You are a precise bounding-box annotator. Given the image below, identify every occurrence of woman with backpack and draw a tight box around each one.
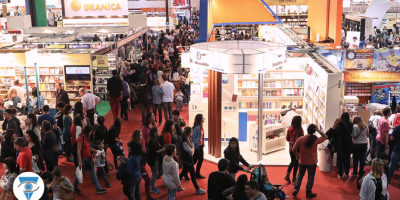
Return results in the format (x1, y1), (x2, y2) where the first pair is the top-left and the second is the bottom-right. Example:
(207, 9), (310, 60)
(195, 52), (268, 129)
(351, 116), (369, 176)
(336, 112), (353, 179)
(284, 116), (304, 183)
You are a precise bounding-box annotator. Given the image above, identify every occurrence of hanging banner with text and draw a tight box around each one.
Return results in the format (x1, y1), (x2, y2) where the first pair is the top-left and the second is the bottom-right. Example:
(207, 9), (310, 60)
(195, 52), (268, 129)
(344, 71), (400, 83)
(345, 50), (374, 70)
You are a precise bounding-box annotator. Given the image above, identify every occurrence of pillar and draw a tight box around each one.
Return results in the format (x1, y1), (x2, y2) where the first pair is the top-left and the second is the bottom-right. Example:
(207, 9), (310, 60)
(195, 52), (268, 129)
(208, 70), (222, 158)
(34, 0), (47, 27)
(199, 0), (208, 42)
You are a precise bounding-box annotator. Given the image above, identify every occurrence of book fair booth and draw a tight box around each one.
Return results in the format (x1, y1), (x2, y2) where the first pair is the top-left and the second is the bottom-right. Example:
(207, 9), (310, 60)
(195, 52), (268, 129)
(186, 35), (342, 165)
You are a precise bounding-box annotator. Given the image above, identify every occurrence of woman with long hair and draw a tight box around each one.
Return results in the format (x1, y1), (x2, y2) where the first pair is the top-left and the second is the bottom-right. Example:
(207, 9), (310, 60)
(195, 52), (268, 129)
(0, 130), (17, 162)
(73, 125), (107, 194)
(142, 112), (157, 153)
(179, 127), (206, 194)
(127, 141), (142, 200)
(25, 130), (44, 173)
(336, 112), (353, 179)
(63, 104), (73, 162)
(71, 116), (83, 145)
(284, 116), (304, 183)
(360, 158), (389, 199)
(107, 125), (123, 169)
(352, 116), (369, 176)
(224, 137), (251, 180)
(326, 118), (340, 158)
(0, 157), (20, 197)
(49, 167), (74, 199)
(147, 127), (165, 194)
(191, 114), (205, 178)
(26, 113), (41, 141)
(74, 102), (89, 127)
(161, 120), (178, 146)
(128, 130), (157, 200)
(222, 174), (249, 200)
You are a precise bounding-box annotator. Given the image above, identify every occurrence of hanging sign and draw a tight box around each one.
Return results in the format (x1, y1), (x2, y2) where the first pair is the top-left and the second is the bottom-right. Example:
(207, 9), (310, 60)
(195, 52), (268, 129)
(344, 71), (400, 83)
(45, 44), (67, 49)
(344, 50), (374, 70)
(63, 0), (128, 18)
(68, 44), (91, 49)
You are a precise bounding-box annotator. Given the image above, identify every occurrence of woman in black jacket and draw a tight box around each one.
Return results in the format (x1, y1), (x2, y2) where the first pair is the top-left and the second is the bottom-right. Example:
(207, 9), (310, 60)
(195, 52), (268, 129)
(0, 129), (17, 162)
(224, 137), (251, 180)
(147, 127), (165, 194)
(336, 112), (353, 179)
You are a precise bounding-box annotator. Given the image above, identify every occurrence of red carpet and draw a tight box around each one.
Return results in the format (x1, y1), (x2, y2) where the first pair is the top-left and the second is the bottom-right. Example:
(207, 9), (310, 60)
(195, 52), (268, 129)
(3, 104), (400, 200)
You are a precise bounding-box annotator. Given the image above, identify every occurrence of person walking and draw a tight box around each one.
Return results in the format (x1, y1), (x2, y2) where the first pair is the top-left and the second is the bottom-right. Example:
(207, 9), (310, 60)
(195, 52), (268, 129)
(366, 110), (382, 161)
(162, 74), (175, 122)
(336, 112), (353, 179)
(292, 124), (327, 198)
(63, 104), (73, 162)
(360, 158), (389, 200)
(163, 144), (182, 200)
(120, 74), (130, 121)
(138, 76), (153, 123)
(126, 141), (142, 200)
(377, 108), (391, 156)
(351, 116), (369, 176)
(152, 79), (164, 126)
(55, 82), (70, 105)
(191, 114), (205, 179)
(148, 127), (165, 194)
(42, 121), (58, 172)
(79, 88), (101, 126)
(107, 70), (123, 119)
(207, 158), (236, 200)
(284, 116), (304, 183)
(224, 137), (251, 180)
(73, 125), (107, 194)
(178, 127), (206, 194)
(14, 137), (33, 172)
(387, 117), (400, 183)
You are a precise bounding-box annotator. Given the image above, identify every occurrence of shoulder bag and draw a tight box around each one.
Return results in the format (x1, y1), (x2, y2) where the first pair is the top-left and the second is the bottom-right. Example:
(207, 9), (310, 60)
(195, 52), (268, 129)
(289, 129), (300, 150)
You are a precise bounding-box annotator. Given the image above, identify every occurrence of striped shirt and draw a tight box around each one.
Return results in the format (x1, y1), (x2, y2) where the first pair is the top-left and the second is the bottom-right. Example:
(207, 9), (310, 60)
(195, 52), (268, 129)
(81, 92), (100, 110)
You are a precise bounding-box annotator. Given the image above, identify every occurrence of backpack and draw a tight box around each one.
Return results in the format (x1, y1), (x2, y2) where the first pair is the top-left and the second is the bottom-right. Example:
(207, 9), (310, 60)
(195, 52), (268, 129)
(72, 135), (84, 158)
(368, 118), (377, 133)
(393, 114), (400, 127)
(116, 159), (131, 197)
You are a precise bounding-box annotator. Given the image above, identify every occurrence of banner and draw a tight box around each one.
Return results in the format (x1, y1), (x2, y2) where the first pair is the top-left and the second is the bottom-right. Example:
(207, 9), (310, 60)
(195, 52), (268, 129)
(372, 83), (400, 105)
(345, 50), (374, 70)
(68, 44), (90, 49)
(373, 49), (400, 71)
(344, 71), (400, 83)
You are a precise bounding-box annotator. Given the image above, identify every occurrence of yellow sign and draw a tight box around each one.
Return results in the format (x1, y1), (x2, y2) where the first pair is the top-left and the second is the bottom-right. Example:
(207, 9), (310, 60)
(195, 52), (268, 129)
(344, 71), (400, 83)
(71, 0), (81, 11)
(45, 44), (66, 49)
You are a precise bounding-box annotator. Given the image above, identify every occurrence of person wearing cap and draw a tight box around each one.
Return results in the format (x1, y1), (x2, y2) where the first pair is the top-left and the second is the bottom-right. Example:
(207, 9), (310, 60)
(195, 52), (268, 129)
(207, 158), (235, 200)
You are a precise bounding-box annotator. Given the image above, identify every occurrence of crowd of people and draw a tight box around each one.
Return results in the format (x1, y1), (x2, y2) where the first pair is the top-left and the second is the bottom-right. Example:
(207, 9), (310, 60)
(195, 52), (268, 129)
(342, 24), (400, 49)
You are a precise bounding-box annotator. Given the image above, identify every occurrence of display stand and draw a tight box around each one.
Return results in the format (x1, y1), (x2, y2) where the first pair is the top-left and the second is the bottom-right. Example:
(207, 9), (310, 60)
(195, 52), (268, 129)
(249, 123), (287, 154)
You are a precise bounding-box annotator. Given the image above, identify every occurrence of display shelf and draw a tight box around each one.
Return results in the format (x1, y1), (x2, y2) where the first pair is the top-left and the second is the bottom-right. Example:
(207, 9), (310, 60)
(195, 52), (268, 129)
(249, 124), (287, 154)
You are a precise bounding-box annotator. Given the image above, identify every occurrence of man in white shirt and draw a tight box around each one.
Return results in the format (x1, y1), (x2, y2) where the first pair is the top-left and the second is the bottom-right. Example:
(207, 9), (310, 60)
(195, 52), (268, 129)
(282, 107), (301, 127)
(162, 74), (175, 122)
(350, 36), (359, 49)
(8, 80), (26, 105)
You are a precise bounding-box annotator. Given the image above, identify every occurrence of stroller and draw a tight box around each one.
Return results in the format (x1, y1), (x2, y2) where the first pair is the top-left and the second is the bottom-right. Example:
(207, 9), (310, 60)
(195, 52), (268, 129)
(250, 164), (284, 200)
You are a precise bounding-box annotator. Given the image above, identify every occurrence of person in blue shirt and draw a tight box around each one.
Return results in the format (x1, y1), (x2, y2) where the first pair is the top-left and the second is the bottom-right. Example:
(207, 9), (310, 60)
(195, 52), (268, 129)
(38, 105), (58, 131)
(359, 36), (367, 49)
(31, 87), (45, 110)
(126, 141), (142, 200)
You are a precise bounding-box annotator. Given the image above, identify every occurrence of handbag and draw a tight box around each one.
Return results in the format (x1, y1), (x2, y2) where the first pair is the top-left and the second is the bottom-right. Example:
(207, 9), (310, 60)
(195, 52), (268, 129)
(59, 179), (75, 200)
(85, 157), (95, 169)
(0, 190), (16, 200)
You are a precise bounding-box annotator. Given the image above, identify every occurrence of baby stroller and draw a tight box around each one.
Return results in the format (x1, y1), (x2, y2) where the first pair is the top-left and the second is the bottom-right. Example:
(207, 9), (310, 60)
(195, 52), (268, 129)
(250, 164), (284, 200)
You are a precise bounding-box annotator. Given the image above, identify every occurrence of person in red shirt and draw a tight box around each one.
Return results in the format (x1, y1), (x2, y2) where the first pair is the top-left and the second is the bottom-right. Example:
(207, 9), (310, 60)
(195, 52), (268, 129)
(292, 124), (327, 198)
(14, 137), (33, 172)
(284, 116), (304, 184)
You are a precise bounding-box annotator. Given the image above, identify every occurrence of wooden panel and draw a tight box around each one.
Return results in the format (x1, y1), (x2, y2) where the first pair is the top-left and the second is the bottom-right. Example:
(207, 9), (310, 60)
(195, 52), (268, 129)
(208, 70), (222, 158)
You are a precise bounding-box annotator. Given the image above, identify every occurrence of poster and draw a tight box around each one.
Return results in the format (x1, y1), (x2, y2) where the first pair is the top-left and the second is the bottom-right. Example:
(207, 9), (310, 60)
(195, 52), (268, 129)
(373, 49), (400, 71)
(345, 50), (374, 70)
(372, 83), (400, 105)
(203, 86), (209, 98)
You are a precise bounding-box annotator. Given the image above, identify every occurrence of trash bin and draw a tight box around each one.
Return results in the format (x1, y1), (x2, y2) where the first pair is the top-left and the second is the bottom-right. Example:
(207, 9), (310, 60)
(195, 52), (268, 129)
(318, 140), (333, 172)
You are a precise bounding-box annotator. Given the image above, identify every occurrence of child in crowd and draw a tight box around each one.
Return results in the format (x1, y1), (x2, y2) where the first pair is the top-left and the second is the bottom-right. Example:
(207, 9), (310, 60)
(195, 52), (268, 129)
(262, 174), (289, 200)
(175, 89), (184, 111)
(95, 140), (111, 187)
(163, 144), (182, 200)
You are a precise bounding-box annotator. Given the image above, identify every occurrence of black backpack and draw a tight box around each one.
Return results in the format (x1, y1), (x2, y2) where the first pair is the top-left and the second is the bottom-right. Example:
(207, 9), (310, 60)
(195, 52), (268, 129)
(368, 119), (377, 135)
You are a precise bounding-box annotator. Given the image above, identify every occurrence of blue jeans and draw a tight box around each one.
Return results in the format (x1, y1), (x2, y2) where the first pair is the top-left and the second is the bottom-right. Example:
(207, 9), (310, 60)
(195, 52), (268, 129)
(294, 164), (317, 194)
(167, 188), (177, 200)
(352, 143), (368, 175)
(388, 151), (400, 182)
(73, 158), (102, 191)
(129, 179), (141, 200)
(337, 149), (351, 176)
(365, 132), (377, 160)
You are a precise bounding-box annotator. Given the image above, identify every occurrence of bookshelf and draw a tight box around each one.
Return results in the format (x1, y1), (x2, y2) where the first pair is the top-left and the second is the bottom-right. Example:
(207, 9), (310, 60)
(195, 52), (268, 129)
(93, 54), (116, 100)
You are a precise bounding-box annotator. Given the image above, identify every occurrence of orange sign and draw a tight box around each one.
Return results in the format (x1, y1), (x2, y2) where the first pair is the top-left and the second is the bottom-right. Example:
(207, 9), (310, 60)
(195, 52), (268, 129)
(344, 71), (400, 83)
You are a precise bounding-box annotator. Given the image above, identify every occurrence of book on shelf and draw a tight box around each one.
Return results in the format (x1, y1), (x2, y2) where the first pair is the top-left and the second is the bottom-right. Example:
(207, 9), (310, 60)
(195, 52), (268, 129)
(282, 89), (303, 96)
